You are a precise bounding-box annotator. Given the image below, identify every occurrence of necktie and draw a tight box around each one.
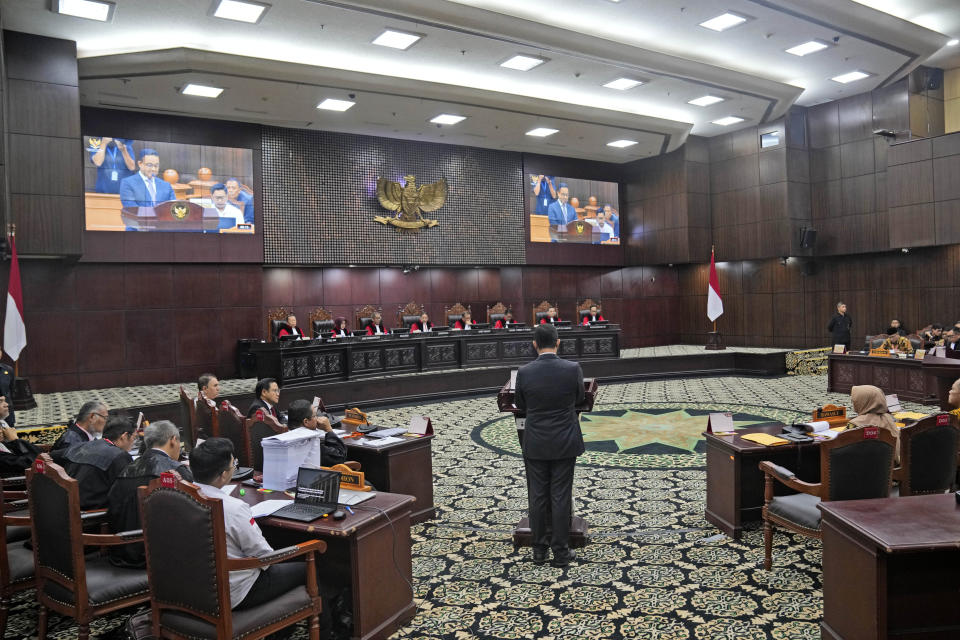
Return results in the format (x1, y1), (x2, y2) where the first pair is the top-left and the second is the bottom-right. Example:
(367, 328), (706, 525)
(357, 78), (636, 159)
(146, 178), (157, 203)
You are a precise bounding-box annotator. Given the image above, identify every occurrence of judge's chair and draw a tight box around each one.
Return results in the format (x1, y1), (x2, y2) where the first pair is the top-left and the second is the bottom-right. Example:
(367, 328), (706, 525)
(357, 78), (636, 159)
(892, 413), (960, 496)
(354, 305), (381, 333)
(139, 476), (325, 640)
(27, 454), (150, 640)
(487, 302), (508, 326)
(577, 298), (601, 323)
(267, 307), (292, 342)
(398, 301), (423, 329)
(445, 302), (470, 327)
(1, 476), (33, 638)
(759, 427), (896, 570)
(532, 300), (557, 325)
(310, 308), (334, 338)
(178, 386), (199, 454)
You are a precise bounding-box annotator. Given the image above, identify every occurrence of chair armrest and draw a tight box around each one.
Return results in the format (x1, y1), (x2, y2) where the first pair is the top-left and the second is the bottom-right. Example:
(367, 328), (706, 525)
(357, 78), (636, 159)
(2, 475), (26, 486)
(80, 509), (108, 521)
(82, 531), (144, 546)
(4, 514), (30, 526)
(759, 460), (821, 496)
(225, 539), (327, 571)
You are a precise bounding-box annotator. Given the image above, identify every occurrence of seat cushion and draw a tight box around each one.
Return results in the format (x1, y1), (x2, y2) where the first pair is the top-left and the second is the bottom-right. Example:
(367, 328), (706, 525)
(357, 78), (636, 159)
(767, 493), (822, 530)
(6, 524), (30, 544)
(6, 542), (34, 583)
(44, 556), (149, 606)
(160, 586), (314, 639)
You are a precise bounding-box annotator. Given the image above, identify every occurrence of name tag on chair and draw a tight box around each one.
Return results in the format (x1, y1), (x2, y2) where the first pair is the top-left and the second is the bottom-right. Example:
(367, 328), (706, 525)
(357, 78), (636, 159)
(863, 427), (878, 439)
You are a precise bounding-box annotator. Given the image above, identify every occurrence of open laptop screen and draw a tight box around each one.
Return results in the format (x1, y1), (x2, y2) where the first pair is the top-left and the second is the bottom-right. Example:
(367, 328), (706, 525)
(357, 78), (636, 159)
(293, 467), (340, 507)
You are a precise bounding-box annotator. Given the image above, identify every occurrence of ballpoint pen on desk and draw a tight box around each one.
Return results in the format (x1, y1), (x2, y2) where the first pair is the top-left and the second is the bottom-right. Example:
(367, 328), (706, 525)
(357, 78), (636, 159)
(345, 506), (354, 515)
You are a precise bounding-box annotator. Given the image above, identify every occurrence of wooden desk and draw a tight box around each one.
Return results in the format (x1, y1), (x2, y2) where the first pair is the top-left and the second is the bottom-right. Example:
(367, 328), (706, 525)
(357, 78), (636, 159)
(345, 435), (435, 524)
(827, 353), (937, 404)
(918, 355), (960, 410)
(705, 424), (820, 539)
(241, 490), (416, 640)
(820, 494), (960, 640)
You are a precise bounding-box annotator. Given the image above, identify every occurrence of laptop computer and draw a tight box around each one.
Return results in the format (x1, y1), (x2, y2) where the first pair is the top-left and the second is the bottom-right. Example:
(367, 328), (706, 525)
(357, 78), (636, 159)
(271, 467), (341, 522)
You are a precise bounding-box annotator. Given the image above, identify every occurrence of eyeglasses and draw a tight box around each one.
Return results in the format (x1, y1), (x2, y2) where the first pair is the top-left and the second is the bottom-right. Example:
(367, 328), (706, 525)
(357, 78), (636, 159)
(93, 413), (108, 420)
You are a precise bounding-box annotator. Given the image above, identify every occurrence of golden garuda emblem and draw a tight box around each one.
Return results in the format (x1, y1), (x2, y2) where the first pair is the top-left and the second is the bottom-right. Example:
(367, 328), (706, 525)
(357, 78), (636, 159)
(172, 203), (189, 219)
(87, 137), (102, 149)
(375, 175), (447, 230)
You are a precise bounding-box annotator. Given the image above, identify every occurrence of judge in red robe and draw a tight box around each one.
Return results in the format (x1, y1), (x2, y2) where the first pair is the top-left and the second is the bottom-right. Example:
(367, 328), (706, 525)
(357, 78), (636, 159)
(494, 311), (516, 329)
(277, 314), (306, 339)
(454, 310), (476, 330)
(330, 316), (348, 337)
(539, 307), (561, 324)
(365, 312), (390, 336)
(411, 312), (434, 333)
(581, 305), (605, 325)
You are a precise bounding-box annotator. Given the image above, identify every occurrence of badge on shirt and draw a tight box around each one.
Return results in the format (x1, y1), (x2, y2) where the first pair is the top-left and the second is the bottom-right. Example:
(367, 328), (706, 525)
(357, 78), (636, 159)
(111, 170), (118, 181)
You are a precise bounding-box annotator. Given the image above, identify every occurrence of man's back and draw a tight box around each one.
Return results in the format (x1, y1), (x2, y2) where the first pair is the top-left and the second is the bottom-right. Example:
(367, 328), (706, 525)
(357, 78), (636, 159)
(516, 354), (585, 460)
(64, 439), (132, 509)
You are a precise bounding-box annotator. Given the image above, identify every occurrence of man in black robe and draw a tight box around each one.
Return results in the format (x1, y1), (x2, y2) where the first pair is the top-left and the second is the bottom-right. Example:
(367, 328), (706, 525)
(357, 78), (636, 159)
(0, 395), (38, 477)
(63, 416), (136, 510)
(50, 400), (109, 462)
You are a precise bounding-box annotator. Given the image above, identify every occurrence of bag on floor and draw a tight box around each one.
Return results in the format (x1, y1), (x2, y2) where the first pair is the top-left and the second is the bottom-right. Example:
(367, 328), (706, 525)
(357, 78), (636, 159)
(124, 610), (155, 640)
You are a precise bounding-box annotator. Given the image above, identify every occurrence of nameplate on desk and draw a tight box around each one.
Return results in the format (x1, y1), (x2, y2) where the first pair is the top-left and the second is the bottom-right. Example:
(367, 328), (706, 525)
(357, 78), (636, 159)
(361, 336), (380, 341)
(706, 412), (733, 433)
(409, 415), (433, 435)
(478, 329), (491, 334)
(833, 344), (847, 354)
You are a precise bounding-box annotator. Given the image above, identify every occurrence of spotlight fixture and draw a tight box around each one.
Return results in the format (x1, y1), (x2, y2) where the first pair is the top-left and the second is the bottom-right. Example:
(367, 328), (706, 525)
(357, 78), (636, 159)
(372, 29), (422, 50)
(181, 83), (224, 98)
(54, 0), (115, 21)
(212, 0), (269, 24)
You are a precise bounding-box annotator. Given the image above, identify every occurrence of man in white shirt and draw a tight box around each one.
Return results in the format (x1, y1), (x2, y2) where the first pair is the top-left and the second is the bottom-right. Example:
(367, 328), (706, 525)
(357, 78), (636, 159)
(585, 210), (615, 242)
(190, 438), (333, 637)
(210, 183), (245, 229)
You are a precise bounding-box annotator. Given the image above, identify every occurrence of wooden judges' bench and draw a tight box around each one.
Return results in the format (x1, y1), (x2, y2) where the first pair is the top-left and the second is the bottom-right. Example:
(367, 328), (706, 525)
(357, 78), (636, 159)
(827, 352), (960, 409)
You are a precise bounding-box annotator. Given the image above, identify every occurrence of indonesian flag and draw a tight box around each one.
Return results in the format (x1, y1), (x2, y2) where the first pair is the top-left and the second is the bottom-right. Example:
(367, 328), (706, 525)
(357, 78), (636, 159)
(707, 248), (723, 322)
(4, 235), (26, 361)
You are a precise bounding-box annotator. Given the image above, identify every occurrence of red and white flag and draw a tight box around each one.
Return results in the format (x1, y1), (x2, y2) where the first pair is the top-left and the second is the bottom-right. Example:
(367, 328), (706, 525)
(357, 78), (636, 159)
(707, 248), (723, 322)
(4, 235), (26, 361)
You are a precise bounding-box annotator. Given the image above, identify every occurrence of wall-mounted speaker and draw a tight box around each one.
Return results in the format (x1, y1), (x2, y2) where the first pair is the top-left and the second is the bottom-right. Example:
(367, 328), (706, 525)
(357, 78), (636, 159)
(799, 227), (817, 249)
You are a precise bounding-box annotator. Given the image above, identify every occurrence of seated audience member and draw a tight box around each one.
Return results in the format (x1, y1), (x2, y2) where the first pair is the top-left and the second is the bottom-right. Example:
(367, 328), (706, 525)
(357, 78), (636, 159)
(411, 312), (434, 333)
(494, 311), (516, 329)
(604, 204), (620, 239)
(225, 177), (254, 224)
(881, 328), (913, 353)
(365, 311), (389, 336)
(888, 319), (908, 336)
(922, 324), (944, 348)
(197, 373), (220, 405)
(844, 384), (900, 463)
(107, 420), (193, 568)
(540, 307), (561, 324)
(50, 400), (109, 461)
(247, 378), (280, 419)
(287, 399), (346, 467)
(190, 437), (335, 630)
(330, 316), (349, 337)
(209, 182), (244, 228)
(584, 209), (615, 242)
(581, 305), (605, 325)
(278, 314), (306, 339)
(947, 328), (960, 351)
(0, 395), (40, 476)
(453, 310), (476, 330)
(63, 416), (136, 510)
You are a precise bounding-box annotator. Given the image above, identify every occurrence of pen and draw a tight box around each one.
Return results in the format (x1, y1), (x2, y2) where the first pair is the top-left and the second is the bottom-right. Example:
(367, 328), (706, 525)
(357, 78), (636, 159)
(345, 506), (354, 514)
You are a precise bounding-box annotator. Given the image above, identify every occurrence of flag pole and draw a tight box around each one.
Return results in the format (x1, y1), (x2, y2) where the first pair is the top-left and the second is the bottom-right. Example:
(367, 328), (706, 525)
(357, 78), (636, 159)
(8, 223), (15, 378)
(711, 244), (716, 333)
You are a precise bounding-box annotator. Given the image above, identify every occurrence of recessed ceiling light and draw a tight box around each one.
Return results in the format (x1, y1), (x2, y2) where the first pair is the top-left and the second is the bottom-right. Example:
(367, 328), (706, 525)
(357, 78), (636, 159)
(372, 29), (421, 50)
(607, 140), (638, 148)
(526, 127), (558, 137)
(688, 95), (724, 107)
(317, 98), (355, 111)
(948, 39), (959, 46)
(712, 116), (745, 126)
(501, 55), (547, 71)
(699, 12), (748, 32)
(603, 77), (643, 90)
(55, 0), (115, 21)
(212, 0), (268, 23)
(831, 70), (870, 84)
(181, 83), (224, 98)
(785, 40), (829, 56)
(430, 114), (466, 125)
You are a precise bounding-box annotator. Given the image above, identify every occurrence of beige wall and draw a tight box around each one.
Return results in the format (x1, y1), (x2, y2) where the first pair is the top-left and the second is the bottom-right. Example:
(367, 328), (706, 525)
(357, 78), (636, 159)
(946, 68), (960, 133)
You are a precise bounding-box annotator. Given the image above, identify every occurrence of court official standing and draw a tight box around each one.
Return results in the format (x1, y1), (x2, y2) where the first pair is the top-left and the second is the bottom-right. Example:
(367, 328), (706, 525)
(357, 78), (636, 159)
(828, 301), (853, 351)
(514, 323), (584, 567)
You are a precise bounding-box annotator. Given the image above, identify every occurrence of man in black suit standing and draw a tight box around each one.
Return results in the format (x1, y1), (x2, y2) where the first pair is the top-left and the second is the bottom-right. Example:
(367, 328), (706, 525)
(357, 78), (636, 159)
(515, 323), (585, 567)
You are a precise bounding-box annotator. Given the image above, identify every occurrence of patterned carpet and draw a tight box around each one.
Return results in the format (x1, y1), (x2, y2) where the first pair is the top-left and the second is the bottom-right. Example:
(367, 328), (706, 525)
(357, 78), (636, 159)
(5, 373), (931, 639)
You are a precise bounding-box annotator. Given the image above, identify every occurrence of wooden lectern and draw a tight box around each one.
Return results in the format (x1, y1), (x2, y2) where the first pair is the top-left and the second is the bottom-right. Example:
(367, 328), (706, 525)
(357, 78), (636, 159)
(121, 201), (221, 232)
(498, 376), (598, 549)
(548, 220), (605, 244)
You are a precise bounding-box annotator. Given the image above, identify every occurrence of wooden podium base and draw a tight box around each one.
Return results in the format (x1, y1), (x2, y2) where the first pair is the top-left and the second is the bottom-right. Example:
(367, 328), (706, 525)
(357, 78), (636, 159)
(705, 331), (726, 351)
(512, 516), (589, 548)
(11, 377), (36, 411)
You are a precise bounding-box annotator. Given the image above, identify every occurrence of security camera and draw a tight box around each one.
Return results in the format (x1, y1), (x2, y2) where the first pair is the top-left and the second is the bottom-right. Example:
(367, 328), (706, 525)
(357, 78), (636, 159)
(832, 36), (840, 43)
(348, 93), (356, 99)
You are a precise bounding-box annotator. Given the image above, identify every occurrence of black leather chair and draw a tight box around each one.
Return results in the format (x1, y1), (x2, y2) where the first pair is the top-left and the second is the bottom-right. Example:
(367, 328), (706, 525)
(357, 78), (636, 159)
(139, 477), (325, 640)
(534, 311), (550, 324)
(760, 427), (896, 570)
(27, 454), (150, 640)
(312, 319), (334, 337)
(893, 413), (960, 496)
(401, 315), (420, 329)
(579, 310), (592, 323)
(906, 334), (923, 352)
(1, 477), (32, 638)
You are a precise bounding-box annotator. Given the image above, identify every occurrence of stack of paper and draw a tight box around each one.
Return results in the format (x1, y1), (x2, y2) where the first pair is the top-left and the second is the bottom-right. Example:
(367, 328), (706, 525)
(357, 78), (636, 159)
(260, 429), (319, 490)
(360, 435), (403, 448)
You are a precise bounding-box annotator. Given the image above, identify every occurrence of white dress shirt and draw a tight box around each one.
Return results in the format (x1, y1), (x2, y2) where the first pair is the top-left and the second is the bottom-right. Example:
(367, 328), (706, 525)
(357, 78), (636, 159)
(196, 483), (274, 608)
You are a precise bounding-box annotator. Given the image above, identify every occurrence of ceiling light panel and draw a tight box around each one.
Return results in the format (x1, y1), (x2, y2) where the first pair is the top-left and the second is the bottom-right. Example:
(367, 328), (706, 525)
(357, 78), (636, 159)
(526, 127), (558, 137)
(831, 70), (870, 84)
(712, 116), (745, 126)
(688, 95), (724, 107)
(181, 83), (224, 98)
(56, 0), (114, 21)
(212, 0), (268, 24)
(948, 39), (959, 46)
(785, 40), (829, 57)
(430, 114), (466, 125)
(603, 77), (643, 90)
(607, 139), (638, 148)
(699, 12), (748, 32)
(500, 55), (547, 71)
(317, 98), (355, 111)
(372, 29), (422, 50)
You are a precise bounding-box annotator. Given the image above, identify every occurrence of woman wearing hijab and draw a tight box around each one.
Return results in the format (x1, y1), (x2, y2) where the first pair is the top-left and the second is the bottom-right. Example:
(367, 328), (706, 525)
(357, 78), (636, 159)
(845, 384), (900, 463)
(330, 317), (348, 338)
